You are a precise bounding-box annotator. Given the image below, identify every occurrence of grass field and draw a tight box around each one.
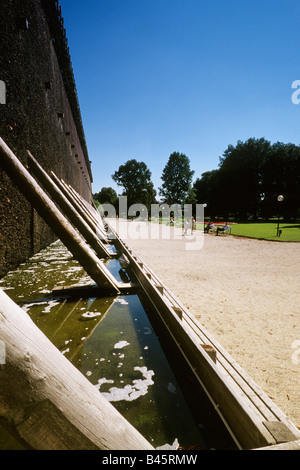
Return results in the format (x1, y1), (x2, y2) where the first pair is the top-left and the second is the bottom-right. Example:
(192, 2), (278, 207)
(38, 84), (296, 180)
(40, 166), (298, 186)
(149, 218), (300, 241)
(229, 222), (300, 242)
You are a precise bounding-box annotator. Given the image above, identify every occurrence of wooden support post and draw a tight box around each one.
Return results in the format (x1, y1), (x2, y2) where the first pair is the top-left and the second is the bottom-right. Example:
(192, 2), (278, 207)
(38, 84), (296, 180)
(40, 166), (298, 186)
(0, 137), (120, 293)
(51, 172), (107, 240)
(66, 182), (101, 224)
(0, 289), (154, 450)
(75, 188), (105, 227)
(27, 151), (112, 259)
(64, 181), (106, 236)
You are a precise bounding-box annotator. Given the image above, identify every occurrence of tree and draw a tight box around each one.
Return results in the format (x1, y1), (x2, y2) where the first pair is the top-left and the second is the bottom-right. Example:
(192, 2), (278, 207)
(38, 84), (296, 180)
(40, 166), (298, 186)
(194, 137), (300, 220)
(93, 187), (118, 207)
(194, 170), (221, 217)
(159, 152), (194, 205)
(259, 142), (300, 219)
(112, 159), (156, 209)
(217, 138), (272, 219)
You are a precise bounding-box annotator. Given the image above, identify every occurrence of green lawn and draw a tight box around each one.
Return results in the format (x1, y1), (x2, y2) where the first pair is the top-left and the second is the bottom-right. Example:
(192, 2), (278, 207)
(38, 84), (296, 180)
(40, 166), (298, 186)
(230, 222), (300, 242)
(149, 218), (300, 241)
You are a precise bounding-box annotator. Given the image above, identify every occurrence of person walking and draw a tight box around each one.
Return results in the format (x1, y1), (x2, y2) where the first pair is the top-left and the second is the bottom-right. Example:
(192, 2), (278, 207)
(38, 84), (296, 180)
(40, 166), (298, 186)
(184, 219), (189, 235)
(191, 216), (196, 234)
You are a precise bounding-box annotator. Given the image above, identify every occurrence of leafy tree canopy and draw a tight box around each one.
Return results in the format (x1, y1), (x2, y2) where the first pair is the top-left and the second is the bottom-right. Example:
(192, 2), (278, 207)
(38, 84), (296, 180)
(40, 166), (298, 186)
(195, 138), (300, 220)
(93, 187), (118, 206)
(159, 152), (194, 205)
(112, 159), (156, 209)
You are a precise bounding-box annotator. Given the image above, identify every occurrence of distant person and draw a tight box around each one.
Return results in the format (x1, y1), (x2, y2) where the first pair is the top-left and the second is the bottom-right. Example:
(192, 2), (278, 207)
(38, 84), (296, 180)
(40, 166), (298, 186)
(223, 223), (231, 233)
(205, 220), (213, 233)
(184, 219), (189, 235)
(191, 217), (196, 234)
(216, 222), (231, 235)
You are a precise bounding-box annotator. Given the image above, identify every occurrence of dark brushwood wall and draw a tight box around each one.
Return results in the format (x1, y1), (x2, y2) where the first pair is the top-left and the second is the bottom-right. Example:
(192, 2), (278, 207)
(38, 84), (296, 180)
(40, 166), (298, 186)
(0, 0), (93, 277)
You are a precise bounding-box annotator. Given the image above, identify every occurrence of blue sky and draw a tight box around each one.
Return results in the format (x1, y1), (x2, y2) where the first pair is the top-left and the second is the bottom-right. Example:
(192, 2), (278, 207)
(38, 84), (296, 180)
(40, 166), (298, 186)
(61, 0), (300, 197)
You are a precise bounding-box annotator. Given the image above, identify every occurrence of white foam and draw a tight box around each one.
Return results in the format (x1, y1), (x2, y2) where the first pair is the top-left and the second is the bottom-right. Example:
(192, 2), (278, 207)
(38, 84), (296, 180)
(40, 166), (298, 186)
(81, 311), (101, 319)
(42, 300), (60, 313)
(96, 366), (154, 402)
(113, 298), (129, 305)
(156, 438), (179, 450)
(114, 340), (130, 349)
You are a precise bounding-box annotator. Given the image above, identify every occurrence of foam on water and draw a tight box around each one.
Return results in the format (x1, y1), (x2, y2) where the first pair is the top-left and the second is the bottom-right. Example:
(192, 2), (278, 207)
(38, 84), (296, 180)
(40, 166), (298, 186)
(114, 340), (130, 349)
(95, 366), (155, 402)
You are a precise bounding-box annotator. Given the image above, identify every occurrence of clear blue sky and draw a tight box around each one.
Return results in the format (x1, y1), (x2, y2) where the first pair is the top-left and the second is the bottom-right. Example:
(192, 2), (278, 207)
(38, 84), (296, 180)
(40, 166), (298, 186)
(60, 0), (300, 197)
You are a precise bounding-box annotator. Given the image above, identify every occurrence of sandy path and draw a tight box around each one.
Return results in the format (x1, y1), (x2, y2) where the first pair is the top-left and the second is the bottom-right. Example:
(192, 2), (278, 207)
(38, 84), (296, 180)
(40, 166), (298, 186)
(110, 219), (300, 427)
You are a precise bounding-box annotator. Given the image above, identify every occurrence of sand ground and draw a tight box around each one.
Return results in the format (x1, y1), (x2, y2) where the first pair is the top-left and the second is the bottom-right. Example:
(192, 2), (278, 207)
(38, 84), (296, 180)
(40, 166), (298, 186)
(110, 219), (300, 428)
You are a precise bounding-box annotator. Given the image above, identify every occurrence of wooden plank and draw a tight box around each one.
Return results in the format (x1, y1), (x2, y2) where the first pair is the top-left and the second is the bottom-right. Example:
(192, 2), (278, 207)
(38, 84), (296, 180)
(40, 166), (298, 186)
(109, 223), (300, 449)
(263, 421), (300, 444)
(0, 289), (154, 450)
(52, 283), (137, 298)
(255, 439), (300, 450)
(51, 173), (107, 240)
(67, 183), (103, 228)
(67, 184), (111, 241)
(116, 231), (299, 434)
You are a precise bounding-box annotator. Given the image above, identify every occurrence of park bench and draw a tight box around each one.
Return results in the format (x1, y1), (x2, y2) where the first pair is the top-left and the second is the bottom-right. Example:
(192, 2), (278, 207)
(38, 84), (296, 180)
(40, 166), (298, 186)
(205, 224), (231, 235)
(216, 225), (231, 235)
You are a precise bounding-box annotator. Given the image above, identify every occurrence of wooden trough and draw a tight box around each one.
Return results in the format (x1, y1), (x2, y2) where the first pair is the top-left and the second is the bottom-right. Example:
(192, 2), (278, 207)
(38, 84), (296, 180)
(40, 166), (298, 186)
(0, 136), (299, 450)
(109, 226), (300, 450)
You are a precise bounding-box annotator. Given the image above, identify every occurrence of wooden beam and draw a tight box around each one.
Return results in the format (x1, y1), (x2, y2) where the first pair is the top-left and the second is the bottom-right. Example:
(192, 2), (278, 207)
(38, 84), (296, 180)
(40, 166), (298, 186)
(110, 225), (300, 449)
(27, 151), (112, 259)
(0, 289), (154, 450)
(51, 172), (107, 240)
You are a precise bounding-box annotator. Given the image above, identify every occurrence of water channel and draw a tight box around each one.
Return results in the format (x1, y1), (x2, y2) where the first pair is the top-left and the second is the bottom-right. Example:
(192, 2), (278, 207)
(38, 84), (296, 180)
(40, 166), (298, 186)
(0, 240), (237, 450)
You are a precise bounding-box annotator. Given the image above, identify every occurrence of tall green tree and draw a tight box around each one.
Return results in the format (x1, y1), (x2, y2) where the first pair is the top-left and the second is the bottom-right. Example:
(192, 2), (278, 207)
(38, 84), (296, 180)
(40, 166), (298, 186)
(217, 138), (272, 219)
(195, 137), (300, 220)
(260, 142), (300, 219)
(112, 159), (156, 209)
(194, 170), (221, 217)
(93, 187), (118, 206)
(159, 152), (194, 205)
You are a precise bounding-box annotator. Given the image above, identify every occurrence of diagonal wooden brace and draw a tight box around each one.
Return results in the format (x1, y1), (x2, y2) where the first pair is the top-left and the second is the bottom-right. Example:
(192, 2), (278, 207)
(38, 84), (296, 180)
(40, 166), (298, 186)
(26, 151), (112, 259)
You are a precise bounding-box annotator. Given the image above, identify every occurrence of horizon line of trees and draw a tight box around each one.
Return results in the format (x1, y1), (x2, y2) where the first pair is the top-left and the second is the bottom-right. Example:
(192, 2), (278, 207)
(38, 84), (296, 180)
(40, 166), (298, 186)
(93, 137), (300, 221)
